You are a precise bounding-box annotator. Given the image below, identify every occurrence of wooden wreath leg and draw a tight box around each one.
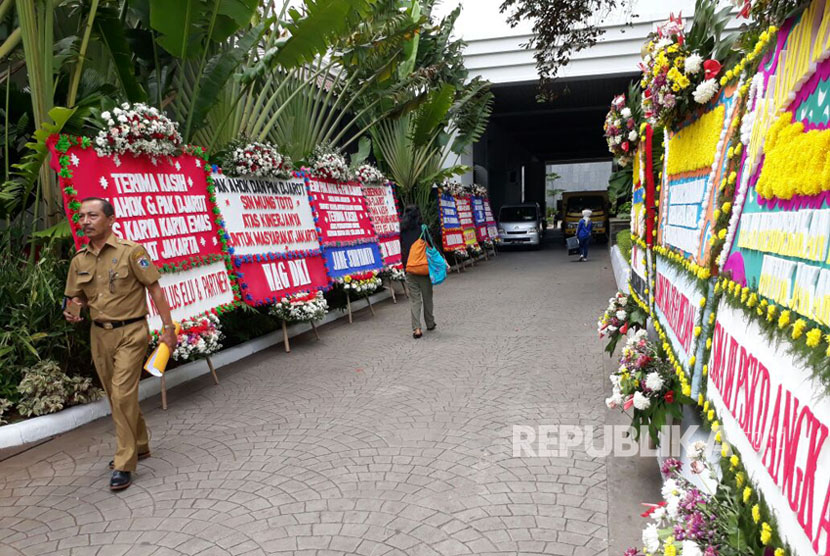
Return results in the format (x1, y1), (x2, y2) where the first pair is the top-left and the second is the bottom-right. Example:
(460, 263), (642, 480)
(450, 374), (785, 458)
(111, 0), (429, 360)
(483, 247), (488, 261)
(207, 356), (219, 385)
(390, 280), (397, 304)
(160, 375), (168, 411)
(282, 320), (291, 352)
(366, 294), (376, 316)
(346, 293), (353, 323)
(403, 281), (409, 298)
(311, 320), (320, 340)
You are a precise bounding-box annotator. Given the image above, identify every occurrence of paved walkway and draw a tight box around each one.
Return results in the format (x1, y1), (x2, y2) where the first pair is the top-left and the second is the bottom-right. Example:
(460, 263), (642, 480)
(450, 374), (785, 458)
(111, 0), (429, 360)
(0, 245), (633, 556)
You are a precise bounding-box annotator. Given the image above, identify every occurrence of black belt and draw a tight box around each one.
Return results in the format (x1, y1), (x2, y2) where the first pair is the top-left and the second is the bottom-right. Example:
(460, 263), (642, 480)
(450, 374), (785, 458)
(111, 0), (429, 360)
(93, 317), (145, 330)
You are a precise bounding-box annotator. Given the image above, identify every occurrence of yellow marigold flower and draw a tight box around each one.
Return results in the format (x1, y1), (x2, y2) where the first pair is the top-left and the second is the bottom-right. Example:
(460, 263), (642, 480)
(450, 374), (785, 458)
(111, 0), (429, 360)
(668, 44), (679, 54)
(703, 364), (708, 376)
(704, 400), (710, 412)
(728, 171), (737, 184)
(752, 504), (761, 523)
(761, 522), (772, 545)
(748, 294), (758, 308)
(712, 421), (720, 432)
(721, 443), (730, 457)
(706, 338), (712, 350)
(707, 409), (714, 421)
(735, 471), (745, 486)
(806, 328), (822, 348)
(778, 310), (791, 329)
(718, 228), (726, 239)
(730, 454), (740, 468)
(665, 544), (677, 556)
(709, 313), (715, 324)
(760, 31), (769, 42)
(743, 486), (752, 503)
(698, 394), (704, 406)
(760, 299), (768, 308)
(735, 143), (743, 155)
(826, 335), (830, 357)
(722, 202), (732, 213)
(713, 209), (721, 220)
(775, 548), (786, 556)
(694, 326), (702, 337)
(699, 298), (706, 308)
(682, 384), (691, 397)
(689, 356), (696, 366)
(728, 281), (736, 293)
(792, 319), (806, 340)
(767, 305), (777, 322)
(715, 431), (722, 443)
(714, 282), (721, 294)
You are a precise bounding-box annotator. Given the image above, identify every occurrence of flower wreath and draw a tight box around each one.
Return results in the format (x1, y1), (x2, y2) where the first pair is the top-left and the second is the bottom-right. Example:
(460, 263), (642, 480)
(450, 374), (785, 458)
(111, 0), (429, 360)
(338, 270), (382, 296)
(149, 313), (223, 362)
(268, 291), (329, 323)
(94, 103), (182, 163)
(355, 163), (385, 186)
(224, 141), (293, 179)
(308, 145), (352, 182)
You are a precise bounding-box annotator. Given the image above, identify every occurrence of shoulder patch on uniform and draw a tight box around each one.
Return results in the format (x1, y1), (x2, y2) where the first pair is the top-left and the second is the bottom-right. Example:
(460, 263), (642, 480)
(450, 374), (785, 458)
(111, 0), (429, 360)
(137, 257), (150, 268)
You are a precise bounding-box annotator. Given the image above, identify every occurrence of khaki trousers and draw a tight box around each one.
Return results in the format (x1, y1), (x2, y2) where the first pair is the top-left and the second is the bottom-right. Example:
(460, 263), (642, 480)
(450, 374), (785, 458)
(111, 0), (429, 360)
(90, 320), (150, 472)
(406, 272), (435, 331)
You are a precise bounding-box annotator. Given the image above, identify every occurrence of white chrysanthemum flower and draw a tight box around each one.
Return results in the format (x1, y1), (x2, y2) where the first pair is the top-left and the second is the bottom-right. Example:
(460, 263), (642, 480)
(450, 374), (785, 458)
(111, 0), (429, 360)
(642, 524), (660, 554)
(628, 130), (638, 142)
(685, 53), (703, 74)
(681, 541), (703, 556)
(645, 372), (664, 391)
(693, 78), (720, 104)
(616, 310), (627, 320)
(620, 107), (632, 119)
(633, 391), (651, 410)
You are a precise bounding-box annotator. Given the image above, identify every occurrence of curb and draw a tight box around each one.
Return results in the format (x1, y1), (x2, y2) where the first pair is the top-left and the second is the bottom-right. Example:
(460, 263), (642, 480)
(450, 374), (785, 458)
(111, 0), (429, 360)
(609, 244), (631, 291)
(0, 289), (395, 450)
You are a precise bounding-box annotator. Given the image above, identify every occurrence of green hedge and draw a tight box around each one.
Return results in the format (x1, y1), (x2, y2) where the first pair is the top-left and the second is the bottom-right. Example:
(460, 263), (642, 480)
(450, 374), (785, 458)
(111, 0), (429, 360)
(616, 230), (632, 262)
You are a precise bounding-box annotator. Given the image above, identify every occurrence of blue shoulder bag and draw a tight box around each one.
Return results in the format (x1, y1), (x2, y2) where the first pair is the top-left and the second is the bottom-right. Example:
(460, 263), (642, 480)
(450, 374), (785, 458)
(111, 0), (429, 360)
(421, 225), (448, 285)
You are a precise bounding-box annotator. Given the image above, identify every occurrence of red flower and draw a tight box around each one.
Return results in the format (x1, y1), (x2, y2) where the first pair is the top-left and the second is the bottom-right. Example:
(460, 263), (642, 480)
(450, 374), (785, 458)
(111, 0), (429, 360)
(620, 322), (629, 334)
(704, 59), (722, 80)
(640, 501), (667, 517)
(738, 0), (751, 18)
(664, 390), (675, 403)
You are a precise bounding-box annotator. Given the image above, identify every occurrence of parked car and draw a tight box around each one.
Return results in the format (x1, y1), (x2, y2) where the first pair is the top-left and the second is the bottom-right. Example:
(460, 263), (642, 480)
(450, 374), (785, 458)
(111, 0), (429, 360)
(497, 203), (544, 248)
(560, 191), (609, 242)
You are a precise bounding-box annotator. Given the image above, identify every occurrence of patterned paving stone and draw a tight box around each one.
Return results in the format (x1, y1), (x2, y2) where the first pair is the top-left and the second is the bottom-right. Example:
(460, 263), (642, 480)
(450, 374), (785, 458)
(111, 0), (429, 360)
(0, 246), (618, 555)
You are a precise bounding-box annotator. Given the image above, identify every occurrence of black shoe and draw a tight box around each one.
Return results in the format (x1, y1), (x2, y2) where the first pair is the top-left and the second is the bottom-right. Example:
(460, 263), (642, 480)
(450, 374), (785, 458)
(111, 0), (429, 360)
(110, 470), (132, 491)
(427, 324), (436, 331)
(108, 451), (150, 470)
(413, 329), (423, 339)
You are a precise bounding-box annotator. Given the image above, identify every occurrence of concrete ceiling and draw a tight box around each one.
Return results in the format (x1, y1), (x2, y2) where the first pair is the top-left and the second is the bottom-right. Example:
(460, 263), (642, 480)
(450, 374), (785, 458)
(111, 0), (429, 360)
(488, 74), (639, 163)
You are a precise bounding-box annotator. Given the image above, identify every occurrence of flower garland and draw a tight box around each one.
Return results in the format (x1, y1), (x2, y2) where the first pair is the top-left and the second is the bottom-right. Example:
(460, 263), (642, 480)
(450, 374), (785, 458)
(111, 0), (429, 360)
(224, 141), (293, 179)
(308, 145), (352, 182)
(355, 163), (385, 186)
(452, 247), (469, 259)
(716, 277), (830, 384)
(719, 25), (779, 89)
(606, 330), (690, 444)
(653, 245), (712, 286)
(471, 184), (488, 197)
(268, 291), (328, 323)
(629, 282), (651, 315)
(604, 93), (642, 166)
(149, 313), (222, 362)
(338, 270), (382, 297)
(597, 291), (648, 355)
(652, 315), (695, 396)
(94, 103), (182, 163)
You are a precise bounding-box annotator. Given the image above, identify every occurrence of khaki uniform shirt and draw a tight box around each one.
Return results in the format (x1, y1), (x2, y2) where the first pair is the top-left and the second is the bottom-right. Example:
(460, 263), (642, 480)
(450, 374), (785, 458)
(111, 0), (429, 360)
(65, 235), (162, 322)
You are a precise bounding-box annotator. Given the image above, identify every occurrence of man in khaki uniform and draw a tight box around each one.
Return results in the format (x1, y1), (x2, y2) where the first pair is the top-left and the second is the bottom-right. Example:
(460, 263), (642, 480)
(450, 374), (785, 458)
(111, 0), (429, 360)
(64, 197), (177, 491)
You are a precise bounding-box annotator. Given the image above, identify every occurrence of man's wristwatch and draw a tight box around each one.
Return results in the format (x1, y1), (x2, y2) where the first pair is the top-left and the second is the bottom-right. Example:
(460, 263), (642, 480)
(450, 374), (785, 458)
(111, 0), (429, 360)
(162, 324), (176, 331)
